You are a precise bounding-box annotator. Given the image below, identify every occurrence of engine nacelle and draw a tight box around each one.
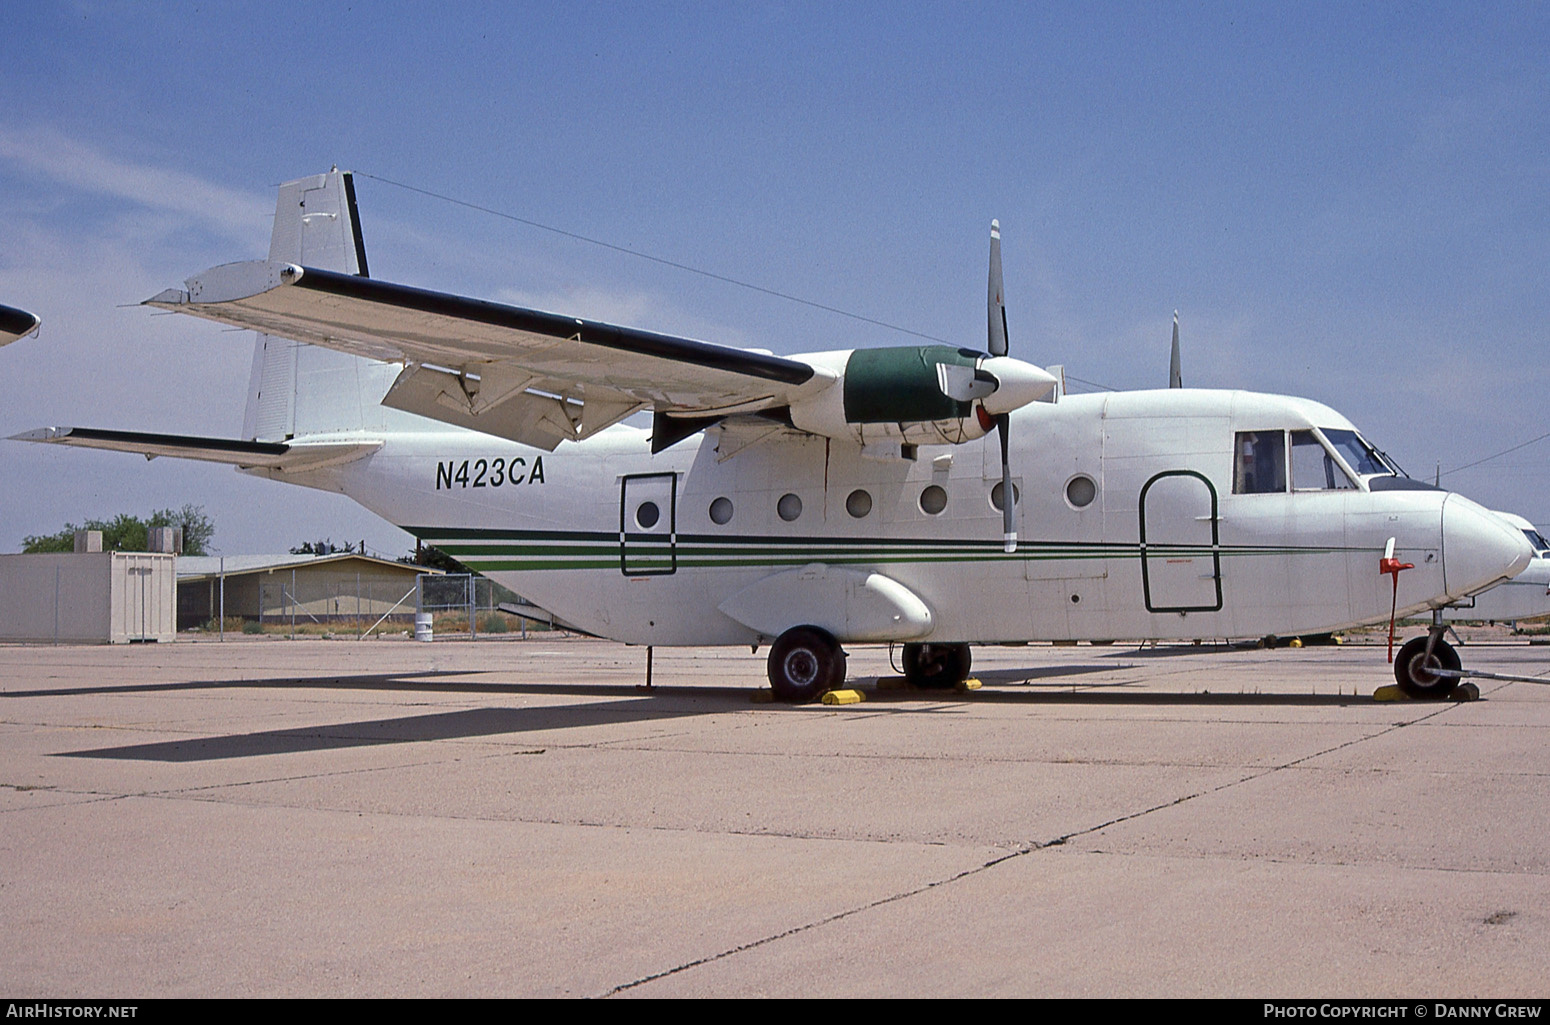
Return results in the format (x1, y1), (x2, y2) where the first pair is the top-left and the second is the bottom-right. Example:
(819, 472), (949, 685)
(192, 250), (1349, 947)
(788, 345), (1056, 447)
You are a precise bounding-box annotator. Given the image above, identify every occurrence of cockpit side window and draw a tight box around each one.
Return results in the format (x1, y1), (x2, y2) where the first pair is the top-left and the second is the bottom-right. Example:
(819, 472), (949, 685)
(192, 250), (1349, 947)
(1524, 529), (1550, 555)
(1291, 430), (1356, 490)
(1321, 428), (1392, 477)
(1234, 430), (1286, 494)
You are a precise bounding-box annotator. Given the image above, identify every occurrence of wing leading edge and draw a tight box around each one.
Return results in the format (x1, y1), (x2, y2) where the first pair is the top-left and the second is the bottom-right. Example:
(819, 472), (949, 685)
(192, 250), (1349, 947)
(146, 262), (835, 451)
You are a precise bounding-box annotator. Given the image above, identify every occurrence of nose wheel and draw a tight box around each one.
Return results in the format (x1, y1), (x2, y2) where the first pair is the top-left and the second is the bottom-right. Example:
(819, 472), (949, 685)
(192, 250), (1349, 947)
(1392, 607), (1467, 699)
(1393, 634), (1461, 698)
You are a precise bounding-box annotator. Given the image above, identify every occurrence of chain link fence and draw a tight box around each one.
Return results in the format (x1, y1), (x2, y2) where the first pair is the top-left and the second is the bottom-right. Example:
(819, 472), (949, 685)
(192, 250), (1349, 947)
(414, 573), (552, 640)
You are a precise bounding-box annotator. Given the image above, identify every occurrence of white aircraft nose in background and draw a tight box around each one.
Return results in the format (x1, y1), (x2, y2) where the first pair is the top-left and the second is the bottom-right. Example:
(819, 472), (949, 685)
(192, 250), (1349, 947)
(1443, 495), (1534, 598)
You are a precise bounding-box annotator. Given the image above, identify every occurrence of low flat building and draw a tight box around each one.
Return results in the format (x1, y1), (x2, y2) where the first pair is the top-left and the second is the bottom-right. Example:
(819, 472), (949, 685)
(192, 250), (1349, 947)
(0, 551), (176, 643)
(177, 553), (440, 630)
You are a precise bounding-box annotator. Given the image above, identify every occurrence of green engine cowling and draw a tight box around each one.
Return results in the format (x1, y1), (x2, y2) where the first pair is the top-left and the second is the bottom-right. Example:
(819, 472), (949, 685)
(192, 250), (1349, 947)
(788, 345), (994, 447)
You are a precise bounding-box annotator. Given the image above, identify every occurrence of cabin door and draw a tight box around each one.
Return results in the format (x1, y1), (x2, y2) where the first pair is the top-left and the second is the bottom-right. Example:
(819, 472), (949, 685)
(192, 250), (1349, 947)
(1139, 470), (1222, 612)
(619, 472), (678, 576)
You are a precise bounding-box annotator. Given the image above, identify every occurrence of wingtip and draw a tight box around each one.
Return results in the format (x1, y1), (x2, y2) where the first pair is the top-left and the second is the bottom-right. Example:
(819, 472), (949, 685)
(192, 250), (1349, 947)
(9, 426), (69, 443)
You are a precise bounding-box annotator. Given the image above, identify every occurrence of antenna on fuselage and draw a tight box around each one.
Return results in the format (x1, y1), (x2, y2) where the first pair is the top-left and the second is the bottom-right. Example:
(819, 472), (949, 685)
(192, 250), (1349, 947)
(1169, 311), (1182, 388)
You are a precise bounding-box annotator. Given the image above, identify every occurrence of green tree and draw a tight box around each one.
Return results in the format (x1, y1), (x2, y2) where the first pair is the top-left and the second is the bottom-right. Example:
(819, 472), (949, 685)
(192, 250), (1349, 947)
(289, 538), (363, 556)
(150, 505), (215, 556)
(400, 543), (470, 573)
(21, 505), (214, 556)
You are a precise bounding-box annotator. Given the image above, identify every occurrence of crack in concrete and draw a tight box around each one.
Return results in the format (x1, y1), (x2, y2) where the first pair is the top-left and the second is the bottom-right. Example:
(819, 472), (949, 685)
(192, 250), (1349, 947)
(599, 697), (1477, 995)
(599, 840), (1039, 997)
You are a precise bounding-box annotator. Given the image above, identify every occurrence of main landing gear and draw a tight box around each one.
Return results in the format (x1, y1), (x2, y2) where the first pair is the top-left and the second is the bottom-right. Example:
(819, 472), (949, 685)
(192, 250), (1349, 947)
(1393, 610), (1463, 699)
(901, 642), (972, 690)
(767, 626), (847, 703)
(763, 630), (977, 702)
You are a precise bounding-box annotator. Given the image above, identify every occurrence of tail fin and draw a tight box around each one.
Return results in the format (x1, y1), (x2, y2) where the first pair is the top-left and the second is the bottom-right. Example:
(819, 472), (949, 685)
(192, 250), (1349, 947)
(243, 168), (403, 440)
(266, 167), (369, 275)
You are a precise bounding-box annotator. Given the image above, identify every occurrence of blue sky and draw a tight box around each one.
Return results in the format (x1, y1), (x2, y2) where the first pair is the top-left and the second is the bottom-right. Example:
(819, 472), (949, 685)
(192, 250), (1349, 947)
(2, 1), (1547, 554)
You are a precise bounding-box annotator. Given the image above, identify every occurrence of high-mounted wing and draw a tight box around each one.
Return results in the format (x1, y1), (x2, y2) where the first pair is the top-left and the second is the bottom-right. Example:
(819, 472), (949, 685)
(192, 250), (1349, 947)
(146, 261), (835, 452)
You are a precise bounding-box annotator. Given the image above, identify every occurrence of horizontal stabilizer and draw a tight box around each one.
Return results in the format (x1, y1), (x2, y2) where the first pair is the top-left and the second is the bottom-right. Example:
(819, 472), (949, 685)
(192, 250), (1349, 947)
(13, 426), (380, 471)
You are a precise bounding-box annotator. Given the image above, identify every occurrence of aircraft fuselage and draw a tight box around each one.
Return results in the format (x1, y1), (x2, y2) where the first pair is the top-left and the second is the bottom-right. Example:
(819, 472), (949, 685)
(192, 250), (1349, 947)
(272, 385), (1529, 648)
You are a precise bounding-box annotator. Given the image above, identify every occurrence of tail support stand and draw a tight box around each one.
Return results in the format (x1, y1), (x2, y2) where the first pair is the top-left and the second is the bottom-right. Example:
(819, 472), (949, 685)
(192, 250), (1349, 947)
(642, 645), (654, 691)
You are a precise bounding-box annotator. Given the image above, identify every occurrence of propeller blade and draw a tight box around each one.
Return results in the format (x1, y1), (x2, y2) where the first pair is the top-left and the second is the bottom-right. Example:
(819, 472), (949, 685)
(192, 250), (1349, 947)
(1169, 310), (1182, 388)
(998, 413), (1016, 552)
(988, 221), (1014, 551)
(988, 220), (1008, 358)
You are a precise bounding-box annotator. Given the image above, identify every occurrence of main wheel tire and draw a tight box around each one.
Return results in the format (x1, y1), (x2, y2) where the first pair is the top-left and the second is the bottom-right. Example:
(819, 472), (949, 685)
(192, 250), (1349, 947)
(901, 642), (972, 689)
(768, 626), (846, 703)
(1393, 636), (1461, 698)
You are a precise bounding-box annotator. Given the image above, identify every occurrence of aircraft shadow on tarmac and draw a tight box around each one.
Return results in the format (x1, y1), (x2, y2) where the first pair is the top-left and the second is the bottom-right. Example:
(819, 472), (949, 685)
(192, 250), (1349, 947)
(47, 664), (1387, 763)
(59, 702), (705, 762)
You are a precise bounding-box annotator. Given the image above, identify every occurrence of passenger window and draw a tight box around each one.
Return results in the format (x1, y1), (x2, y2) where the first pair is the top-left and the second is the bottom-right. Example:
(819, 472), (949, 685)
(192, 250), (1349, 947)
(1233, 431), (1286, 494)
(1291, 431), (1355, 491)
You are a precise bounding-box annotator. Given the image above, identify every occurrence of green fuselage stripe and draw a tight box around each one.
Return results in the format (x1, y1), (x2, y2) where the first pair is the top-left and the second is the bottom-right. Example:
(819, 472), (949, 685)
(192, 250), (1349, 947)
(406, 526), (1362, 574)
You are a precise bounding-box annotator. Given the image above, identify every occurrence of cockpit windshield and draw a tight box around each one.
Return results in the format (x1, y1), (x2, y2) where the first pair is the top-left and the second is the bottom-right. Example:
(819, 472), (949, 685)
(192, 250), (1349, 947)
(1524, 529), (1550, 555)
(1321, 429), (1397, 478)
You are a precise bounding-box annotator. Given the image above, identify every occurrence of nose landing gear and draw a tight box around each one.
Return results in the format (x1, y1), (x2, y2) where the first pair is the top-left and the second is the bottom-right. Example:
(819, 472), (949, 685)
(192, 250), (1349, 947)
(1393, 609), (1463, 698)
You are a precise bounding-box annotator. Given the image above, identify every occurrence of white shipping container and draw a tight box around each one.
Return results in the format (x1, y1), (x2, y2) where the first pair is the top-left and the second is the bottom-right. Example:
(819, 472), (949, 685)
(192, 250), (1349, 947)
(0, 552), (176, 643)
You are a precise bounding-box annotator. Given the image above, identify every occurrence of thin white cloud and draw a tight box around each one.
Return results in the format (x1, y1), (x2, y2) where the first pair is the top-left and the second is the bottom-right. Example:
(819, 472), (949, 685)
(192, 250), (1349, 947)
(0, 125), (270, 240)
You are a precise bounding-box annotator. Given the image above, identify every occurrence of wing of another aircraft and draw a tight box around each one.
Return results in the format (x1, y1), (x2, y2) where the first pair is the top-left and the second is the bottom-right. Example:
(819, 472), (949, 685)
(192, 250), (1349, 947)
(0, 304), (41, 346)
(146, 262), (835, 451)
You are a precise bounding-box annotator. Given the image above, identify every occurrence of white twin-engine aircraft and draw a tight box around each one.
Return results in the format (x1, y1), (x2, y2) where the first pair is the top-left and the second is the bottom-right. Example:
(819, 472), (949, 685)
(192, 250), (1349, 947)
(14, 170), (1533, 701)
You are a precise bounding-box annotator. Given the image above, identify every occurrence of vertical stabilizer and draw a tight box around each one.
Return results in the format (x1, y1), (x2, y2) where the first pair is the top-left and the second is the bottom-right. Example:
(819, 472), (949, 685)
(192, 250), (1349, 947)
(244, 169), (398, 440)
(266, 167), (369, 275)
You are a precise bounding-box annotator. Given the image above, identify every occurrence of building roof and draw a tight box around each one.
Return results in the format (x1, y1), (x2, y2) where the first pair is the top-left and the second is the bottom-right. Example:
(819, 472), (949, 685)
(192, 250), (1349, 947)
(176, 553), (443, 581)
